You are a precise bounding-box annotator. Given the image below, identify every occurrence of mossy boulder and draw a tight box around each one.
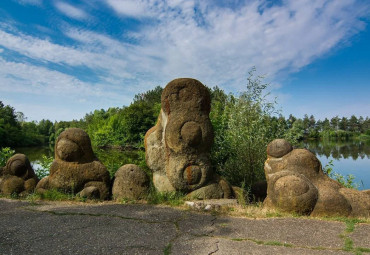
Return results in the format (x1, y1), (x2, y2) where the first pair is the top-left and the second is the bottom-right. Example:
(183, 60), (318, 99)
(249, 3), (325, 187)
(264, 139), (370, 217)
(0, 154), (39, 195)
(36, 128), (110, 200)
(144, 78), (232, 199)
(112, 164), (150, 200)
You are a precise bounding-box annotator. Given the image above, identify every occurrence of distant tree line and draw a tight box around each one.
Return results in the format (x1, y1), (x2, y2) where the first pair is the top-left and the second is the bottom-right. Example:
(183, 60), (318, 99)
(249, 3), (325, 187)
(0, 86), (163, 148)
(0, 101), (53, 147)
(1, 93), (369, 150)
(284, 114), (370, 141)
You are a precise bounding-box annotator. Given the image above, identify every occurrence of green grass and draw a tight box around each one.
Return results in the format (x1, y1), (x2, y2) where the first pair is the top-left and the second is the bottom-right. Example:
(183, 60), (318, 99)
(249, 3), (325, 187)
(27, 189), (85, 202)
(146, 190), (185, 206)
(356, 247), (370, 253)
(231, 238), (244, 241)
(244, 239), (293, 248)
(163, 243), (172, 255)
(264, 241), (293, 247)
(343, 237), (354, 251)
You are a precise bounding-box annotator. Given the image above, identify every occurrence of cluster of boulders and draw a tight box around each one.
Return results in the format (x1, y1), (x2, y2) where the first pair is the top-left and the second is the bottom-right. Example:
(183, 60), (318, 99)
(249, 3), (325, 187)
(1, 78), (369, 218)
(0, 128), (150, 201)
(264, 139), (370, 217)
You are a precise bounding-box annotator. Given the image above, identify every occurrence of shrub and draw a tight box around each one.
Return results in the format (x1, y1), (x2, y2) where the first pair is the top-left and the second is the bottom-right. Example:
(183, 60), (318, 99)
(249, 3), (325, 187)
(323, 160), (360, 189)
(210, 68), (289, 188)
(35, 155), (53, 179)
(0, 147), (15, 167)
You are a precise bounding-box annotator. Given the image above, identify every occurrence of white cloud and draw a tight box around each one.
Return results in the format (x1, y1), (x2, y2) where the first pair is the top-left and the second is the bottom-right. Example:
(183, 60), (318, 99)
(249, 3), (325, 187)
(0, 57), (101, 97)
(106, 0), (153, 17)
(0, 57), (133, 120)
(2, 0), (368, 92)
(0, 48), (3, 53)
(105, 0), (367, 90)
(0, 28), (132, 80)
(55, 2), (89, 20)
(1, 0), (369, 120)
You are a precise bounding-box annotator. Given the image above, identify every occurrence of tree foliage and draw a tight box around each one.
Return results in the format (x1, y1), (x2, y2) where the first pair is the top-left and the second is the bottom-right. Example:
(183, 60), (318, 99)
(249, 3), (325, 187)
(210, 68), (289, 187)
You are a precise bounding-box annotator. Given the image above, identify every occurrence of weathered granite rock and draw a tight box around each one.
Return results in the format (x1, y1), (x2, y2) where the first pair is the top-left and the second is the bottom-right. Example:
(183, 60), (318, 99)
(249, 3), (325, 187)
(112, 164), (150, 200)
(0, 154), (39, 195)
(264, 139), (370, 217)
(78, 186), (100, 199)
(36, 128), (110, 200)
(144, 78), (232, 198)
(266, 138), (293, 158)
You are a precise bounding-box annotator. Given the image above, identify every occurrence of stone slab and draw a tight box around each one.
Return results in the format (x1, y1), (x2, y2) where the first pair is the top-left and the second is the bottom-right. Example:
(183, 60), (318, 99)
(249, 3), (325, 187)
(350, 224), (370, 248)
(212, 217), (346, 248)
(171, 235), (352, 255)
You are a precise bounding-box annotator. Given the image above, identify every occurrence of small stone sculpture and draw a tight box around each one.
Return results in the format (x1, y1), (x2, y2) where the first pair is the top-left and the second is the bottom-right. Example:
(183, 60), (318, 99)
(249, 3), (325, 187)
(0, 154), (39, 195)
(144, 78), (232, 199)
(112, 164), (150, 200)
(36, 128), (110, 200)
(264, 139), (370, 217)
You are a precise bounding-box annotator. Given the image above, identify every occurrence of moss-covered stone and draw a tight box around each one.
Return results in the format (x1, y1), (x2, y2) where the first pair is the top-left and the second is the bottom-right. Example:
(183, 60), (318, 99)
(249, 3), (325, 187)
(36, 128), (110, 200)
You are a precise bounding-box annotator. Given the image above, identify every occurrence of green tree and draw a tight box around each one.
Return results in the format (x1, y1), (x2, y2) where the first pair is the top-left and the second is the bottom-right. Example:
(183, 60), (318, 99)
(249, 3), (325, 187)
(285, 119), (305, 142)
(286, 114), (296, 129)
(0, 101), (22, 147)
(339, 117), (348, 131)
(348, 115), (359, 132)
(133, 85), (163, 105)
(210, 68), (288, 188)
(303, 114), (310, 134)
(322, 118), (331, 131)
(330, 116), (340, 130)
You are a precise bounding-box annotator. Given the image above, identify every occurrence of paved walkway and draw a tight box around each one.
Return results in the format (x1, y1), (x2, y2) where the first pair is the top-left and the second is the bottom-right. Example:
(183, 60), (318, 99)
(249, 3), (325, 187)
(1, 198), (369, 254)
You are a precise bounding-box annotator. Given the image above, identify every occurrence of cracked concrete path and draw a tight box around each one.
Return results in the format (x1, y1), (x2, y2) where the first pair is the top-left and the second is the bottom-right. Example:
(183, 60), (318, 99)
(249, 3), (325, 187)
(0, 198), (369, 255)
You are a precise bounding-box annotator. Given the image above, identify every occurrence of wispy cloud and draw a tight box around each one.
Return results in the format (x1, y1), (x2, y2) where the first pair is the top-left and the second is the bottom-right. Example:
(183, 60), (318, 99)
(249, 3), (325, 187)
(0, 27), (132, 81)
(106, 0), (153, 17)
(103, 0), (369, 89)
(55, 1), (89, 20)
(0, 0), (369, 120)
(0, 57), (103, 97)
(0, 57), (133, 120)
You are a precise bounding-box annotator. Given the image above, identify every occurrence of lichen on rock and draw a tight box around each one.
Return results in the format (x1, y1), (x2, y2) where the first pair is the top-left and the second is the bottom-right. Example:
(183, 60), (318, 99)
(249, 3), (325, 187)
(0, 154), (39, 196)
(264, 139), (370, 217)
(36, 128), (110, 200)
(112, 164), (150, 200)
(144, 78), (232, 199)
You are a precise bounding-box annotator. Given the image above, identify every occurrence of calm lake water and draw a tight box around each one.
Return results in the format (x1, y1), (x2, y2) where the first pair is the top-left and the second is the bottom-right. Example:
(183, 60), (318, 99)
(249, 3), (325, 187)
(15, 139), (370, 190)
(302, 140), (370, 190)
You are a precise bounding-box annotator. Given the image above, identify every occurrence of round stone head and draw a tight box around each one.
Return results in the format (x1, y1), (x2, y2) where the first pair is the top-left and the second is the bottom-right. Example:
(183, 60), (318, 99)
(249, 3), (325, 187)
(4, 154), (35, 179)
(55, 128), (95, 163)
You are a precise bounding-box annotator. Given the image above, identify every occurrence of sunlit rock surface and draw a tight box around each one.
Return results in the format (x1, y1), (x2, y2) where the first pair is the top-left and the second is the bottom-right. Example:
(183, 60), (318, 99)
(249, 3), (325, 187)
(264, 139), (370, 217)
(145, 78), (232, 199)
(36, 128), (110, 200)
(0, 154), (39, 195)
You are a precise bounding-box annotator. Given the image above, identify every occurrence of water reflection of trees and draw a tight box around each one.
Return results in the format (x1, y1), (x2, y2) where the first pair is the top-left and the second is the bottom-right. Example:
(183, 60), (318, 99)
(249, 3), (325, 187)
(301, 140), (370, 160)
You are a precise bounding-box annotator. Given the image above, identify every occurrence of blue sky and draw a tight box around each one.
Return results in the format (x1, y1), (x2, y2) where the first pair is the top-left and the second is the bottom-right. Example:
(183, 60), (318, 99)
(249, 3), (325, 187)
(0, 0), (369, 121)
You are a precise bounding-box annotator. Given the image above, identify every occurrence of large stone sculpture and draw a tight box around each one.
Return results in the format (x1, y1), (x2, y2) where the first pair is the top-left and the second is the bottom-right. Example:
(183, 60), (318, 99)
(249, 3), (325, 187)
(145, 78), (232, 199)
(36, 128), (110, 200)
(0, 154), (39, 195)
(264, 139), (370, 217)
